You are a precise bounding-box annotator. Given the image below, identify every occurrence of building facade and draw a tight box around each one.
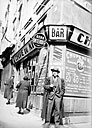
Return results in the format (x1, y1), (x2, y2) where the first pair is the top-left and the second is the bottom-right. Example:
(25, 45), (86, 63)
(1, 0), (92, 124)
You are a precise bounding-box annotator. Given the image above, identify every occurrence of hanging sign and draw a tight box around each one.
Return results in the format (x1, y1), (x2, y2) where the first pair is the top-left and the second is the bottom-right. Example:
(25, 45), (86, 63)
(11, 33), (46, 64)
(33, 33), (46, 47)
(49, 26), (67, 40)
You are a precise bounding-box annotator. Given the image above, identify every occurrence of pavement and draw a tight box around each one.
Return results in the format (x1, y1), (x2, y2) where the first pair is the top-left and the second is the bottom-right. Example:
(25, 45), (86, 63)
(0, 91), (91, 128)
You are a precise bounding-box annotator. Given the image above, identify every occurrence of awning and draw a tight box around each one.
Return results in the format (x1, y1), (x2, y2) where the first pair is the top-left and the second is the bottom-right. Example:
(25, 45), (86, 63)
(0, 44), (15, 67)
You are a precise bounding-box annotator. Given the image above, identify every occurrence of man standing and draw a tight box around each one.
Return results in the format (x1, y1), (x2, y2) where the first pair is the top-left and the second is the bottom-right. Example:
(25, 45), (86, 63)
(42, 67), (65, 128)
(4, 76), (14, 104)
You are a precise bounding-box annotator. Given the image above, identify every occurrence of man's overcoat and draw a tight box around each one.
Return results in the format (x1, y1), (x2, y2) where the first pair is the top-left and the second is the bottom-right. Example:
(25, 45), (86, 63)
(41, 76), (65, 123)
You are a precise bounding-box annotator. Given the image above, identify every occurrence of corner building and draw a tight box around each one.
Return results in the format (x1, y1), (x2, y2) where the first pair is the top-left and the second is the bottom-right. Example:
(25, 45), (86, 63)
(11, 0), (92, 124)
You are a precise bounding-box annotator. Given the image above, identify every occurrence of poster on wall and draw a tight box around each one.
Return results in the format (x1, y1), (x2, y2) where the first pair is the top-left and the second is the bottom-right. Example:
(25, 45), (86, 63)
(49, 45), (66, 78)
(65, 49), (92, 97)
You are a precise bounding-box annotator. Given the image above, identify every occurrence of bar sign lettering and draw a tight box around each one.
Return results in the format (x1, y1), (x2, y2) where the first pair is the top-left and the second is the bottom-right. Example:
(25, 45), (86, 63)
(49, 26), (67, 40)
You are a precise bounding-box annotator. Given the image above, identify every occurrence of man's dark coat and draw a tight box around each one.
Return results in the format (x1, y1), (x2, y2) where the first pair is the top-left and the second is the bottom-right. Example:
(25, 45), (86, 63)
(41, 76), (65, 124)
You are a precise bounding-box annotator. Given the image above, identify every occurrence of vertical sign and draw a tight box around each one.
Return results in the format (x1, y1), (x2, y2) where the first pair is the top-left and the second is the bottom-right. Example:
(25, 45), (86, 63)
(49, 45), (66, 78)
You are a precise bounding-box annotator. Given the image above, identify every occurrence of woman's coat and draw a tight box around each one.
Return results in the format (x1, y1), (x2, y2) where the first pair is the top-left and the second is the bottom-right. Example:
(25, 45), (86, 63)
(4, 78), (14, 100)
(16, 80), (31, 109)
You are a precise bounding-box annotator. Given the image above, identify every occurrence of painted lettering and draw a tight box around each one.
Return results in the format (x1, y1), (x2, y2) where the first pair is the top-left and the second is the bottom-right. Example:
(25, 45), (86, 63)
(77, 33), (84, 42)
(52, 27), (64, 38)
(12, 37), (44, 64)
(56, 28), (60, 37)
(28, 41), (35, 50)
(24, 47), (29, 54)
(21, 49), (24, 56)
(77, 33), (91, 48)
(60, 28), (64, 37)
(84, 36), (90, 46)
(52, 28), (55, 37)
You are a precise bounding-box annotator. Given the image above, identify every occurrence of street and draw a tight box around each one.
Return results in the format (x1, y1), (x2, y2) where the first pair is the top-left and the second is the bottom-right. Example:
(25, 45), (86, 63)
(0, 92), (91, 128)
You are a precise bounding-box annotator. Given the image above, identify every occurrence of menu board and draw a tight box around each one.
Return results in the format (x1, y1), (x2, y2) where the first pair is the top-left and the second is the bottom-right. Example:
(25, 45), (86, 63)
(65, 50), (92, 97)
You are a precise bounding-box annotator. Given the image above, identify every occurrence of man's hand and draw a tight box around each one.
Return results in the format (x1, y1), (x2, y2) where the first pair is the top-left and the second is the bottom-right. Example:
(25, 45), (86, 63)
(50, 84), (54, 87)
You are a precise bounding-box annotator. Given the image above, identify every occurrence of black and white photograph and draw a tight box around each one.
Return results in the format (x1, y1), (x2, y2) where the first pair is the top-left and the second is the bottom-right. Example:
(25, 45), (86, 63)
(0, 0), (92, 128)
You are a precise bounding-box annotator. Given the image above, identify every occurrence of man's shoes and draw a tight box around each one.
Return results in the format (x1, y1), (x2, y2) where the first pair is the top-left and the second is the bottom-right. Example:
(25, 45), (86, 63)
(55, 124), (61, 128)
(44, 123), (50, 128)
(28, 104), (33, 109)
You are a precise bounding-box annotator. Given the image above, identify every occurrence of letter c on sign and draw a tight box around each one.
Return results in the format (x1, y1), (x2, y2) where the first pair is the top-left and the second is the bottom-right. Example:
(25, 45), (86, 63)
(77, 33), (84, 43)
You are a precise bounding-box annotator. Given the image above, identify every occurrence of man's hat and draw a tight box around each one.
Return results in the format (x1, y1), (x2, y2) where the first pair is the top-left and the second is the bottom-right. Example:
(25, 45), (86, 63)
(51, 67), (60, 73)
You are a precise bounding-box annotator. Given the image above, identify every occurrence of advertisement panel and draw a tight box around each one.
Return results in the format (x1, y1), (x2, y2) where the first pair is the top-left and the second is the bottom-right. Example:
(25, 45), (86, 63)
(49, 45), (66, 78)
(65, 49), (92, 97)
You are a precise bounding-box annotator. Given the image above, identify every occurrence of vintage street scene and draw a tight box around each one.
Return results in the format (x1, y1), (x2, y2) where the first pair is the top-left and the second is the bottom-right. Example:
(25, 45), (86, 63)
(0, 0), (92, 128)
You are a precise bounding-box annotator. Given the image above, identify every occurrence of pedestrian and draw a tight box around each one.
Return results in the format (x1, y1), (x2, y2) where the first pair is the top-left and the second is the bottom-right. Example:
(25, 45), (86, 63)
(15, 76), (31, 114)
(4, 75), (14, 104)
(42, 67), (65, 128)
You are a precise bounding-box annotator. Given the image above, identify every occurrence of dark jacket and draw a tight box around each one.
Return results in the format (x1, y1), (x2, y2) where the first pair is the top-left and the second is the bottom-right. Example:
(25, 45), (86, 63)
(44, 76), (65, 100)
(4, 78), (14, 100)
(16, 80), (31, 109)
(41, 76), (65, 120)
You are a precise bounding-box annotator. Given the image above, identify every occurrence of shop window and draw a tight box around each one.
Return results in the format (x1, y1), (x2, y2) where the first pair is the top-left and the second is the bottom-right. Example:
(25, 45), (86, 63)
(22, 54), (48, 93)
(25, 56), (39, 92)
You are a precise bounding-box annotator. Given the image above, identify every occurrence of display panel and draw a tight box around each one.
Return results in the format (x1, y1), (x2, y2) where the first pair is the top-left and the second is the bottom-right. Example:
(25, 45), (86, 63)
(65, 49), (92, 97)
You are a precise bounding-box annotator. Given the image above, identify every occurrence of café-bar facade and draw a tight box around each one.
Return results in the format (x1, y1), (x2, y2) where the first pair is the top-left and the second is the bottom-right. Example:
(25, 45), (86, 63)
(11, 24), (92, 123)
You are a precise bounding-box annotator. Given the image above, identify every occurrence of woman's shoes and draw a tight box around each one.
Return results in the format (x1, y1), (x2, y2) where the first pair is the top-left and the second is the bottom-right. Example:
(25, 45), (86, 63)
(26, 108), (30, 112)
(18, 111), (24, 114)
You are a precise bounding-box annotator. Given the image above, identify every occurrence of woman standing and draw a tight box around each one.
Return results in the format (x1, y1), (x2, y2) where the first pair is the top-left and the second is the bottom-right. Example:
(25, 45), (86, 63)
(4, 76), (14, 104)
(16, 76), (31, 114)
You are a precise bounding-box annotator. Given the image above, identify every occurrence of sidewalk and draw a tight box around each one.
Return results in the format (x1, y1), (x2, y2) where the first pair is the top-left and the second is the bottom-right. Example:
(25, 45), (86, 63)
(0, 92), (44, 128)
(0, 92), (91, 128)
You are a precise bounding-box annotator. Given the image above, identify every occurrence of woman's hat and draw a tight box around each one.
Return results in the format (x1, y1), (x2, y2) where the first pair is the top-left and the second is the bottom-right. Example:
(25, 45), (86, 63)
(51, 67), (60, 73)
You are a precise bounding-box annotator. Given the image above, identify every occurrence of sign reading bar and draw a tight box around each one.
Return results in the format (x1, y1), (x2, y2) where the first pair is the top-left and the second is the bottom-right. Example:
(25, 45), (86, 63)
(12, 33), (46, 64)
(70, 28), (92, 49)
(49, 26), (67, 40)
